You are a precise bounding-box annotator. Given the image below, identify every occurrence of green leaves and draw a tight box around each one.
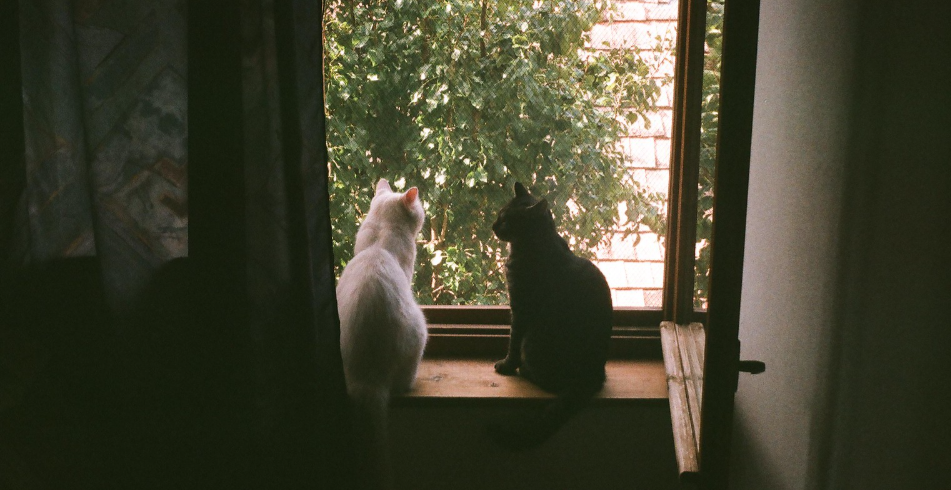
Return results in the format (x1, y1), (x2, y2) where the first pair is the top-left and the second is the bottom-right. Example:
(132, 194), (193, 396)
(693, 0), (726, 308)
(324, 0), (668, 305)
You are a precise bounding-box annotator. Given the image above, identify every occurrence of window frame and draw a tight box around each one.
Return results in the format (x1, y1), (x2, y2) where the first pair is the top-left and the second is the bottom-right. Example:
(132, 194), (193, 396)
(322, 0), (761, 485)
(696, 0), (761, 487)
(421, 306), (709, 358)
(659, 0), (712, 483)
(421, 306), (694, 360)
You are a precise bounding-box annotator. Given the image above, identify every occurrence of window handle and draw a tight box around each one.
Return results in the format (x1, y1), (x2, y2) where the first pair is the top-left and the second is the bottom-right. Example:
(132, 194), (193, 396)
(731, 342), (765, 391)
(738, 360), (765, 375)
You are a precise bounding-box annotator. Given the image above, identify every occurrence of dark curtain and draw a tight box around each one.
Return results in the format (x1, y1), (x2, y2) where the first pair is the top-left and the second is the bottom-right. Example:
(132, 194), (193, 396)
(0, 1), (352, 489)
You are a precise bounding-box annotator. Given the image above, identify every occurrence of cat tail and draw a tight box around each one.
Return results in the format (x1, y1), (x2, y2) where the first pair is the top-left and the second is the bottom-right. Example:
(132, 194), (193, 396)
(349, 384), (394, 490)
(488, 382), (599, 450)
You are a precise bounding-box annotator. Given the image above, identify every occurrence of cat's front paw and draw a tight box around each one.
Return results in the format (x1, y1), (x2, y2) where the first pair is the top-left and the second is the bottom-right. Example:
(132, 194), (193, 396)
(494, 358), (520, 376)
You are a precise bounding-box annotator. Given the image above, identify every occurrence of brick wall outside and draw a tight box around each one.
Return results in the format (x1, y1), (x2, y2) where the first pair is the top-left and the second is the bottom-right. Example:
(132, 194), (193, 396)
(588, 0), (678, 307)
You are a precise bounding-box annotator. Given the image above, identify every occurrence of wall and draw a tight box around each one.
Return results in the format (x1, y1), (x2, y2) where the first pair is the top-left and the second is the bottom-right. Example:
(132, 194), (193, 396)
(732, 0), (950, 489)
(728, 0), (856, 487)
(390, 404), (680, 489)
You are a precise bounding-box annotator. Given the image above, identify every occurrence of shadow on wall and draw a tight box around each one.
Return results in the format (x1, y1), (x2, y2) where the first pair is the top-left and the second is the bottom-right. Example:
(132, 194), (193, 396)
(729, 408), (784, 490)
(390, 404), (680, 490)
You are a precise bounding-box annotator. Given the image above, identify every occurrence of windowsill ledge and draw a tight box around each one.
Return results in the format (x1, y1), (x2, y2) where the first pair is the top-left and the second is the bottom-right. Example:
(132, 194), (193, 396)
(394, 357), (668, 406)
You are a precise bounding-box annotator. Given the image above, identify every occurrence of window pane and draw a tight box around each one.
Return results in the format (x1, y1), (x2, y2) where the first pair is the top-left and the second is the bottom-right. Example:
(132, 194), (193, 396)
(694, 0), (724, 310)
(323, 0), (679, 306)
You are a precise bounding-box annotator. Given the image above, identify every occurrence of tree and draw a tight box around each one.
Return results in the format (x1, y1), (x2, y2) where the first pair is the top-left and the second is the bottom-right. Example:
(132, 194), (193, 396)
(693, 0), (724, 308)
(323, 0), (667, 304)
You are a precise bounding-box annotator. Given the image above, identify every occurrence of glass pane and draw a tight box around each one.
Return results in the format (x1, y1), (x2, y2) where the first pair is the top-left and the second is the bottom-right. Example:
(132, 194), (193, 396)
(693, 0), (724, 310)
(323, 0), (679, 306)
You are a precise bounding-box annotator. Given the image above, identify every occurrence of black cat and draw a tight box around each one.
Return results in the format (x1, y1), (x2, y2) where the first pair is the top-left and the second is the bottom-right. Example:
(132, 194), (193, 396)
(491, 182), (613, 448)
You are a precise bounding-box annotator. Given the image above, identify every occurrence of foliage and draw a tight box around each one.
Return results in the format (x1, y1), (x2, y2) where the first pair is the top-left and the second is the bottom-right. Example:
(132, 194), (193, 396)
(693, 0), (724, 308)
(323, 0), (667, 304)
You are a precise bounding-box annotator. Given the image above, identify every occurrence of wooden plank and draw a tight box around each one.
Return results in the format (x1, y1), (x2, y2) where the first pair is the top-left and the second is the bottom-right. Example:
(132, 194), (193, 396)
(422, 305), (511, 325)
(395, 358), (667, 405)
(690, 322), (706, 366)
(422, 324), (663, 359)
(660, 322), (700, 476)
(421, 305), (666, 327)
(677, 322), (705, 444)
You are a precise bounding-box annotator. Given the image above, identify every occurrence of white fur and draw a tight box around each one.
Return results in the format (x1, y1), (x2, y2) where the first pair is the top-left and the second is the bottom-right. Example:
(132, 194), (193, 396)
(337, 178), (427, 489)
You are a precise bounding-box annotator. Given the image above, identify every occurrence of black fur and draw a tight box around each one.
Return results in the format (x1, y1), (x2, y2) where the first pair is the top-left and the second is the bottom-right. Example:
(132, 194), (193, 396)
(490, 182), (613, 448)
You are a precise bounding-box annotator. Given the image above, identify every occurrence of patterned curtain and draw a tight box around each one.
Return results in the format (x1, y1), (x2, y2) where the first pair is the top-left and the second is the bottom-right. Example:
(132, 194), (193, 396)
(8, 1), (187, 302)
(0, 1), (352, 488)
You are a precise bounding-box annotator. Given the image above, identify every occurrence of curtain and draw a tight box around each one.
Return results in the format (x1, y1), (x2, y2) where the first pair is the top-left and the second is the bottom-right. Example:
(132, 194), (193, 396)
(0, 1), (352, 488)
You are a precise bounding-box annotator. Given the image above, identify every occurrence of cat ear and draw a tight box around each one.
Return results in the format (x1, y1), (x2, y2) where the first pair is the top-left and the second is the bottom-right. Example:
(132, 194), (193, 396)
(402, 187), (419, 207)
(514, 182), (529, 198)
(528, 198), (549, 214)
(376, 179), (392, 195)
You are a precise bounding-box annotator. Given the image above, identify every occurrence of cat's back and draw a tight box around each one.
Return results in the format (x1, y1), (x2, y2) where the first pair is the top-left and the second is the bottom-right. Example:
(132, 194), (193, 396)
(337, 245), (413, 310)
(569, 253), (611, 295)
(511, 243), (612, 390)
(337, 244), (426, 382)
(510, 244), (609, 299)
(547, 251), (612, 320)
(507, 246), (612, 332)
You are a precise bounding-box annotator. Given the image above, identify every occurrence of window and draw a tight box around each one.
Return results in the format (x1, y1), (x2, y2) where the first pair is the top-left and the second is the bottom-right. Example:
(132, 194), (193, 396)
(322, 0), (717, 332)
(322, 0), (759, 485)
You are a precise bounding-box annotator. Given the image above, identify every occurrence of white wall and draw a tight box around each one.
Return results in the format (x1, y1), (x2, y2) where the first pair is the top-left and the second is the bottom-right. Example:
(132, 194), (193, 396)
(730, 0), (856, 486)
(732, 0), (950, 488)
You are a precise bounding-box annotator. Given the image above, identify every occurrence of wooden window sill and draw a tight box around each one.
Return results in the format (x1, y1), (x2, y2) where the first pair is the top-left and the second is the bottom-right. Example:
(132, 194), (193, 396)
(393, 357), (668, 407)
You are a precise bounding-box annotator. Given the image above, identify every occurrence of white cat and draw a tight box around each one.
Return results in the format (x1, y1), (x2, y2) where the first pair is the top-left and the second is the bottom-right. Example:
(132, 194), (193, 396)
(337, 178), (427, 489)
